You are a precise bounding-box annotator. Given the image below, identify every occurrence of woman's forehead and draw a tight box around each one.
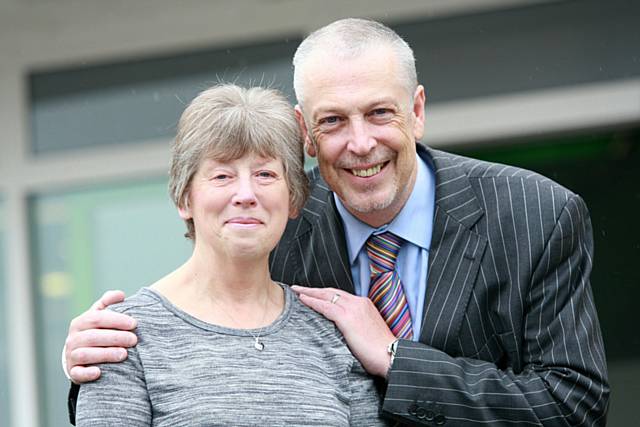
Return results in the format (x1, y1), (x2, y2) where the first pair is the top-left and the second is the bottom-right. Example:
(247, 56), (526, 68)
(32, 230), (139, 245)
(199, 151), (282, 168)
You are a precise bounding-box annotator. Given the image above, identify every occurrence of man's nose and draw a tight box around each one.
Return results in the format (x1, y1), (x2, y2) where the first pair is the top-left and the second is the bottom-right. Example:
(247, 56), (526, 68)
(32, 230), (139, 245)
(232, 177), (258, 207)
(346, 118), (376, 156)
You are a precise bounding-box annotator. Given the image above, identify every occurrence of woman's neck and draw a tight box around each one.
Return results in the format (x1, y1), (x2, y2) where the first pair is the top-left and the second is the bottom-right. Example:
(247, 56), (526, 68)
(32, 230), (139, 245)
(152, 248), (284, 328)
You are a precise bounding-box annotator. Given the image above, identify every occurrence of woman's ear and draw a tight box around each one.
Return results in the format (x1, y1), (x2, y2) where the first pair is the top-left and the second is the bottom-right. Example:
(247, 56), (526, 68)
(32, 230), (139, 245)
(178, 194), (192, 220)
(288, 207), (300, 220)
(287, 195), (300, 219)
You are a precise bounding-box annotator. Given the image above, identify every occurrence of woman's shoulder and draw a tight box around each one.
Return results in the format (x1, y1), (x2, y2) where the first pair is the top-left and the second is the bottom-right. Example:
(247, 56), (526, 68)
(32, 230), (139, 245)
(281, 284), (344, 337)
(107, 288), (163, 316)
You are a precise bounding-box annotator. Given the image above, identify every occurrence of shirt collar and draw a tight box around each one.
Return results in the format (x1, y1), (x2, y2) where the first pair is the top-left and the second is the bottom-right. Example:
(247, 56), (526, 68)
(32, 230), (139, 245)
(334, 153), (434, 264)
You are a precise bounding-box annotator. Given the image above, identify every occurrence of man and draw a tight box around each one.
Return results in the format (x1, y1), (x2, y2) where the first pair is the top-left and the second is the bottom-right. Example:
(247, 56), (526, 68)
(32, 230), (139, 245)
(64, 18), (608, 425)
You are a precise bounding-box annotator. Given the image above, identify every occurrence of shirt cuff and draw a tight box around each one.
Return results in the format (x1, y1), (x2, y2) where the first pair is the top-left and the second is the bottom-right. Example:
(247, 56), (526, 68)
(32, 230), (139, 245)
(61, 343), (73, 382)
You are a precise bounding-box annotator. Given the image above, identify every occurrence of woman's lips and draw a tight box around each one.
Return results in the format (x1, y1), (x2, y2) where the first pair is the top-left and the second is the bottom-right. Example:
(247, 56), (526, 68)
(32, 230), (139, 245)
(225, 217), (263, 226)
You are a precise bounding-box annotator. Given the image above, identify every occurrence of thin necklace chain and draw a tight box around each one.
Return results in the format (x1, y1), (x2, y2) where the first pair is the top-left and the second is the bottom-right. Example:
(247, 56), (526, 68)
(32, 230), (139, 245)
(208, 283), (272, 351)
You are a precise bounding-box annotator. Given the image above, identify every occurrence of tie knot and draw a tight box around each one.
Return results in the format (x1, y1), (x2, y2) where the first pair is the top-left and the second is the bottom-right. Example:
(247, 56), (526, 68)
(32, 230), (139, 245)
(366, 231), (402, 274)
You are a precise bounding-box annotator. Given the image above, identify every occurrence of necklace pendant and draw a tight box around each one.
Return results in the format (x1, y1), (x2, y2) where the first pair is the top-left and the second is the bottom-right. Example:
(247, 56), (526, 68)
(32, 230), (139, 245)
(254, 338), (264, 351)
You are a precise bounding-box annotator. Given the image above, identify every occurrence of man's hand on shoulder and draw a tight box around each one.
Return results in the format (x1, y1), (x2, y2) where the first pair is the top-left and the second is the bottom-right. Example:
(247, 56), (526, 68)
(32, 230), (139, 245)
(64, 290), (138, 384)
(292, 286), (396, 378)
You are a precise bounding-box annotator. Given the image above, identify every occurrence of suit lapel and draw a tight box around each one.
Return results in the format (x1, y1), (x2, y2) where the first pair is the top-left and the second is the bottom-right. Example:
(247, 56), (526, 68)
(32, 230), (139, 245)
(419, 146), (487, 353)
(292, 174), (355, 293)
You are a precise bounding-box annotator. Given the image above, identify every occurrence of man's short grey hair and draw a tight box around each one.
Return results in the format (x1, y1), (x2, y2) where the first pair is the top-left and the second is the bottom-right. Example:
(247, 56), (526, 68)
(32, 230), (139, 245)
(293, 18), (418, 107)
(169, 84), (309, 240)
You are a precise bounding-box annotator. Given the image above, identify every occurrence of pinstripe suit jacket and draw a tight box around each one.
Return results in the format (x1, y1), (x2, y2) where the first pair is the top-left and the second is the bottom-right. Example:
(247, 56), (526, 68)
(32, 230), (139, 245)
(270, 144), (609, 426)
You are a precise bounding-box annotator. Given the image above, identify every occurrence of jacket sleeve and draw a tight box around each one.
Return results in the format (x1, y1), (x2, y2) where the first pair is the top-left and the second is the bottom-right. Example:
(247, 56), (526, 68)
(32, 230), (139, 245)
(381, 195), (609, 426)
(67, 382), (79, 425)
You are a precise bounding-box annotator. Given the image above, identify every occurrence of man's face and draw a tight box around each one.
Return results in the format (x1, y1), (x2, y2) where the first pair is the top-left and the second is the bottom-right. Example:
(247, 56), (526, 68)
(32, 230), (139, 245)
(295, 46), (425, 227)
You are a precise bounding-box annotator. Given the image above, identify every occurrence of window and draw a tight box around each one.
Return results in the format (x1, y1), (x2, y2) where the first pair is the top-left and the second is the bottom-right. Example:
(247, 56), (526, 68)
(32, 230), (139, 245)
(30, 180), (192, 426)
(29, 39), (299, 155)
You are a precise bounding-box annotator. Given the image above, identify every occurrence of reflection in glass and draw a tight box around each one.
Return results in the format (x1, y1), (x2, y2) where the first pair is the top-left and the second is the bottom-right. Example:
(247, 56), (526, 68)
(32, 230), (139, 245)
(30, 180), (192, 427)
(29, 39), (297, 155)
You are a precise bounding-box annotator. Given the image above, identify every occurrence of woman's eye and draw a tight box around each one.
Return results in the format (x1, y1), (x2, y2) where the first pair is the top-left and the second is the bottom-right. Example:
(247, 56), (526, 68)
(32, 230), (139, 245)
(257, 171), (276, 179)
(212, 174), (230, 180)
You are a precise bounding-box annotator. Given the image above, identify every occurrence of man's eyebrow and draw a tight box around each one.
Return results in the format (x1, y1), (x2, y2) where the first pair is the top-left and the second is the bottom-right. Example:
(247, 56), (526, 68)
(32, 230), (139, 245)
(313, 98), (400, 116)
(367, 97), (400, 108)
(311, 105), (343, 121)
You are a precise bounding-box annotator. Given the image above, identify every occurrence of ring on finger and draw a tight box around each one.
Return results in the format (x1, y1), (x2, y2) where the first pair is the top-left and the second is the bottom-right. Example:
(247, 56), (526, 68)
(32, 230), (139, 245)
(331, 293), (341, 304)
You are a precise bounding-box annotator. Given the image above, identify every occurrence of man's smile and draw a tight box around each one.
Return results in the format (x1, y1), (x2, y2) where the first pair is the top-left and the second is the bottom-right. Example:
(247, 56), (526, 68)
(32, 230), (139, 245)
(348, 161), (389, 178)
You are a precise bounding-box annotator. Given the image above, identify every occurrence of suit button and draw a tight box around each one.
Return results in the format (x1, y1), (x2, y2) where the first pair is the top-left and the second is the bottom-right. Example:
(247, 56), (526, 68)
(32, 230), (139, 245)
(408, 404), (418, 416)
(435, 414), (446, 425)
(424, 410), (435, 421)
(415, 407), (427, 419)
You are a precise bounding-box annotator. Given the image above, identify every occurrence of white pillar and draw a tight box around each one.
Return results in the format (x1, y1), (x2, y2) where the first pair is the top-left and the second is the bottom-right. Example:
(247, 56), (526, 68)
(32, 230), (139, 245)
(0, 63), (40, 427)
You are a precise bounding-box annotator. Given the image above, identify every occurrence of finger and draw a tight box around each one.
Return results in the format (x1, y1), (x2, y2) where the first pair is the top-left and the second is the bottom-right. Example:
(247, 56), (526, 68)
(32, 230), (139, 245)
(297, 293), (342, 321)
(68, 329), (137, 353)
(70, 309), (137, 334)
(91, 290), (126, 311)
(69, 365), (102, 384)
(291, 286), (344, 301)
(69, 346), (128, 367)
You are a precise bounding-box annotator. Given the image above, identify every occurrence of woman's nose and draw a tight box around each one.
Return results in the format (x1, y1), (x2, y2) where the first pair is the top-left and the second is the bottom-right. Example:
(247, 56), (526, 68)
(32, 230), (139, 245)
(231, 178), (258, 207)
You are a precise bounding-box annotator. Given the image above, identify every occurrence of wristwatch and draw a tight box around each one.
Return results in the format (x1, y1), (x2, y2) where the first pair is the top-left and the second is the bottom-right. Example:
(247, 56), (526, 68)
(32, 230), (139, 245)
(387, 339), (400, 366)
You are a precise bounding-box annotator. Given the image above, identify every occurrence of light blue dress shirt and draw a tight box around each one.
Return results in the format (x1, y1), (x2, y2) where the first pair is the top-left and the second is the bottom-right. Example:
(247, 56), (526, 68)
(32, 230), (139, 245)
(334, 153), (436, 340)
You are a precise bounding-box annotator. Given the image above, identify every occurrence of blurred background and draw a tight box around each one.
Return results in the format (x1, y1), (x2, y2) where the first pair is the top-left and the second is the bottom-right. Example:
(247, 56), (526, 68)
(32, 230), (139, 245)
(0, 0), (638, 425)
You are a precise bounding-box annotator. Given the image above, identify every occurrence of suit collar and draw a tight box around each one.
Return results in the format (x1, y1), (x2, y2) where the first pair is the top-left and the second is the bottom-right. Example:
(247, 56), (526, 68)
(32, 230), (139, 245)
(420, 144), (484, 229)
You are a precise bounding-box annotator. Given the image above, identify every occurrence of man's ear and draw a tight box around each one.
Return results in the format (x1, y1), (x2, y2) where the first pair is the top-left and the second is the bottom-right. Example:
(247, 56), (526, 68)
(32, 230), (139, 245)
(295, 105), (316, 158)
(412, 85), (426, 141)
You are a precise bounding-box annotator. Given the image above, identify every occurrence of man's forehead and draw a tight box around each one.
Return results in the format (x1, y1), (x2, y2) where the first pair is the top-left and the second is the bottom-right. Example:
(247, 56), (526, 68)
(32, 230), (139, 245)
(301, 75), (411, 119)
(309, 95), (401, 116)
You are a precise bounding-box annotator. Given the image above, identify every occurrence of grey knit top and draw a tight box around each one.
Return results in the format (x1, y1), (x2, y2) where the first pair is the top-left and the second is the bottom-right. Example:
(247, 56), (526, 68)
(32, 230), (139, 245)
(76, 284), (390, 426)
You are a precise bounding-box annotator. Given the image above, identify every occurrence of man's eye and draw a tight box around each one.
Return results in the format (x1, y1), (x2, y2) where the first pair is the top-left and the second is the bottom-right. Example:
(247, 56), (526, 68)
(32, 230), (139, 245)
(212, 174), (230, 180)
(371, 108), (391, 116)
(319, 116), (341, 125)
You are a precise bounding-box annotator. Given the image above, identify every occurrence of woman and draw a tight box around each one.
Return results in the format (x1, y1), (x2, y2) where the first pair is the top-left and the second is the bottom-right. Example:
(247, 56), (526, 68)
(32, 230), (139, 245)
(75, 84), (389, 426)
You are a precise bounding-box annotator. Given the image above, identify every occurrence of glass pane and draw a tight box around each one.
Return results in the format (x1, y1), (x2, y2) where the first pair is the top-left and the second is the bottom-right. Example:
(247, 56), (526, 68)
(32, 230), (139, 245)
(29, 38), (299, 155)
(0, 199), (10, 426)
(30, 179), (192, 427)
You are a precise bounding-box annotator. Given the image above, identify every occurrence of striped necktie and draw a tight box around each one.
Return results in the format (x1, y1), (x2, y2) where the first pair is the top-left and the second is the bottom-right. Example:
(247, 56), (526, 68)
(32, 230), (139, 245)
(366, 231), (413, 339)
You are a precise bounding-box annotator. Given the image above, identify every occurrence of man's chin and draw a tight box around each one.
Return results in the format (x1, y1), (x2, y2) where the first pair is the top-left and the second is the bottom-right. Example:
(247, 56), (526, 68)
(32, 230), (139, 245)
(345, 194), (396, 215)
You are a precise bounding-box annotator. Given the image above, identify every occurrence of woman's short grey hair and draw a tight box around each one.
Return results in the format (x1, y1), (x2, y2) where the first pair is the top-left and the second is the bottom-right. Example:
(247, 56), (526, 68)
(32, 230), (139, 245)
(169, 84), (309, 240)
(293, 18), (418, 107)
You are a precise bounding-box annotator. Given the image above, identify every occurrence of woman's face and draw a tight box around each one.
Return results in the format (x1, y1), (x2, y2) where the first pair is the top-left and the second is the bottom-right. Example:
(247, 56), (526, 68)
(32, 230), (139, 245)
(180, 152), (292, 260)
